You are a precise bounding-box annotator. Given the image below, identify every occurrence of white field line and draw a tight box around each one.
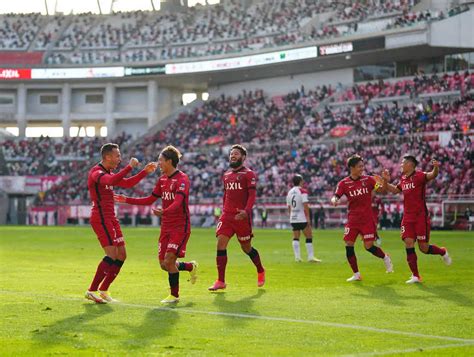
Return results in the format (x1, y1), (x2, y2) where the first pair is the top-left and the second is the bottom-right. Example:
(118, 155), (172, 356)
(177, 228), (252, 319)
(1, 289), (474, 344)
(343, 342), (474, 356)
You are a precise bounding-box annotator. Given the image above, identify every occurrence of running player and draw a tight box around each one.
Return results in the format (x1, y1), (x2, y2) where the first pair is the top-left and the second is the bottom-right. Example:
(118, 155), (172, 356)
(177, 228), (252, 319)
(115, 145), (197, 303)
(382, 155), (451, 283)
(331, 154), (393, 282)
(286, 174), (321, 263)
(208, 144), (265, 291)
(86, 143), (157, 303)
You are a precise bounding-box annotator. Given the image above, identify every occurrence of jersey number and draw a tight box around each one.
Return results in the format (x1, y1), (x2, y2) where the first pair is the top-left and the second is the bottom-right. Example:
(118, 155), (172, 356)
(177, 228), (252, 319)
(291, 195), (296, 208)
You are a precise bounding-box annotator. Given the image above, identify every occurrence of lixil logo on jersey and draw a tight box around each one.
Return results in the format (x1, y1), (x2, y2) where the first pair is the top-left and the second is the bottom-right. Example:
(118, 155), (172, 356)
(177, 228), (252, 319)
(226, 182), (243, 190)
(348, 187), (369, 197)
(402, 182), (415, 190)
(163, 192), (175, 200)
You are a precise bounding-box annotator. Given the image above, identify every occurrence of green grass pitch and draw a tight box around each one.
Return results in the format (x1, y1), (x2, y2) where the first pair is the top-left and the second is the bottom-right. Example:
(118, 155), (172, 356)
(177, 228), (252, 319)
(0, 226), (473, 356)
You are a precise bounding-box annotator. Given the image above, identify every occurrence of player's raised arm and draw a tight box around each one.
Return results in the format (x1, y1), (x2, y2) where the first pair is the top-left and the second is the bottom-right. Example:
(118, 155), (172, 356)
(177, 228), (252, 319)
(372, 174), (387, 194)
(91, 157), (139, 186)
(381, 169), (402, 194)
(425, 159), (440, 182)
(116, 162), (157, 188)
(114, 180), (162, 206)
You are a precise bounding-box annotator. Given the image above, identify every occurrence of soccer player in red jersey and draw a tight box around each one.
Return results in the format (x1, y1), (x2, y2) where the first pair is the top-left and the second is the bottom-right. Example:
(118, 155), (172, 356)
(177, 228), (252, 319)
(115, 145), (197, 303)
(208, 144), (265, 291)
(382, 155), (452, 284)
(331, 154), (393, 282)
(86, 143), (157, 303)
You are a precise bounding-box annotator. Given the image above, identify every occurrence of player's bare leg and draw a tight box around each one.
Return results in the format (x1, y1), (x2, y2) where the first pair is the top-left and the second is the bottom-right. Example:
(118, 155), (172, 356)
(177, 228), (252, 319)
(303, 225), (321, 263)
(240, 241), (265, 287)
(209, 234), (231, 291)
(404, 238), (421, 283)
(418, 241), (451, 265)
(292, 230), (301, 262)
(160, 252), (180, 303)
(363, 240), (392, 273)
(345, 241), (361, 281)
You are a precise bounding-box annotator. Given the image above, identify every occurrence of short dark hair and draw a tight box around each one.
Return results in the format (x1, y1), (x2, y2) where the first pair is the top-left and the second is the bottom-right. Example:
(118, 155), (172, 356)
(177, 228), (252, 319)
(230, 144), (247, 157)
(403, 154), (418, 166)
(100, 143), (119, 158)
(292, 174), (303, 186)
(347, 154), (363, 169)
(161, 145), (182, 168)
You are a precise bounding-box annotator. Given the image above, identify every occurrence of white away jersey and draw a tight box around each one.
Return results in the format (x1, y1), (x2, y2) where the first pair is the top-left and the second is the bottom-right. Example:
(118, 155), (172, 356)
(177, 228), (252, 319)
(287, 186), (309, 223)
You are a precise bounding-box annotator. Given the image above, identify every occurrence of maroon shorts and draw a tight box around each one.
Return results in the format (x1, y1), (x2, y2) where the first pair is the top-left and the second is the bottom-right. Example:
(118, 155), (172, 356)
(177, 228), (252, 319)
(343, 220), (377, 243)
(90, 217), (125, 247)
(401, 215), (431, 242)
(216, 214), (253, 243)
(158, 228), (190, 261)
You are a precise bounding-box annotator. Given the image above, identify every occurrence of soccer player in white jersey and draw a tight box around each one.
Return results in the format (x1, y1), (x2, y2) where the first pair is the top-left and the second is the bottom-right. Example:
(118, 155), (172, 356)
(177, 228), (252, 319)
(286, 174), (321, 263)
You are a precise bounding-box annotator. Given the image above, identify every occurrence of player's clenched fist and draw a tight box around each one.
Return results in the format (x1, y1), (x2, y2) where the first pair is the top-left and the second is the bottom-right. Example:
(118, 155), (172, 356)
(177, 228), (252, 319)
(129, 157), (139, 167)
(431, 159), (440, 167)
(144, 162), (158, 173)
(381, 169), (390, 182)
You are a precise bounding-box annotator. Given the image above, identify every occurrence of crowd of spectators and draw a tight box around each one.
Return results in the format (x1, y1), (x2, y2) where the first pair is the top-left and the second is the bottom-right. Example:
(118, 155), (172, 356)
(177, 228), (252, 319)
(2, 0), (458, 65)
(2, 132), (132, 176)
(4, 76), (467, 205)
(339, 71), (474, 102)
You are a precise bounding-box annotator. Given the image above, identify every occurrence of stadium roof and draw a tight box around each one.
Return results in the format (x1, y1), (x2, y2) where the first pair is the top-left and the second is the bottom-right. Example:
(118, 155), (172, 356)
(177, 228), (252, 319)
(0, 0), (220, 15)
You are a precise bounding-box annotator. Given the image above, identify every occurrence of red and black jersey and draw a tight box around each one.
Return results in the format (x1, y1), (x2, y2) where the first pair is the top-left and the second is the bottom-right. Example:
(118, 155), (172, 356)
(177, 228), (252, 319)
(222, 166), (257, 216)
(335, 175), (377, 224)
(126, 170), (190, 232)
(396, 170), (428, 219)
(88, 163), (148, 221)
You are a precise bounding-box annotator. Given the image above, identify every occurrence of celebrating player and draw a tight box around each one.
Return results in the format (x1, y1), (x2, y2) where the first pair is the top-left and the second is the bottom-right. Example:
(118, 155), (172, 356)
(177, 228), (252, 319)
(208, 144), (265, 291)
(382, 156), (451, 284)
(115, 145), (197, 303)
(331, 154), (393, 282)
(286, 174), (321, 263)
(86, 143), (157, 303)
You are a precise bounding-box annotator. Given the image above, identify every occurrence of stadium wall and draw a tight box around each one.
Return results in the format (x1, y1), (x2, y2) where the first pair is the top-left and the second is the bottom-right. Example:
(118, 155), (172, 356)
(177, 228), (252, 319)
(209, 68), (353, 97)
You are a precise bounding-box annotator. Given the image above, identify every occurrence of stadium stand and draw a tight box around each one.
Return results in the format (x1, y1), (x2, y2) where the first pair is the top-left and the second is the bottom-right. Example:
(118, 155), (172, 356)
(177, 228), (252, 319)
(1, 0), (461, 65)
(4, 73), (468, 206)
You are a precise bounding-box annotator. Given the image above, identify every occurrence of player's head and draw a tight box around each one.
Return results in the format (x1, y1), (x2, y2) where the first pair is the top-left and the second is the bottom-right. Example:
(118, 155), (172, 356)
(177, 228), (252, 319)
(347, 154), (364, 177)
(100, 143), (121, 169)
(159, 145), (182, 173)
(292, 174), (303, 187)
(401, 154), (418, 174)
(229, 144), (247, 169)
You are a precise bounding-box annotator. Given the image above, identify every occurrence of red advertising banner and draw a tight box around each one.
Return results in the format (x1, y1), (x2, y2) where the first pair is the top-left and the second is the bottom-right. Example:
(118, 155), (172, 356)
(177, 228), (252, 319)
(0, 68), (32, 80)
(0, 51), (43, 65)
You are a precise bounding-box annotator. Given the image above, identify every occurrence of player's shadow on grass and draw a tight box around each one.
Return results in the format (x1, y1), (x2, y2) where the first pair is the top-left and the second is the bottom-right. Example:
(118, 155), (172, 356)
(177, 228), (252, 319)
(352, 283), (406, 307)
(212, 289), (266, 328)
(415, 284), (474, 307)
(120, 306), (181, 351)
(31, 303), (114, 351)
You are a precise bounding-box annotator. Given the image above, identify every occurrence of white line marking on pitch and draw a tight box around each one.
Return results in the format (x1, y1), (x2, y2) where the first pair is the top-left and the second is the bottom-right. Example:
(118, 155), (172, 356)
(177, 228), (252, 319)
(343, 342), (474, 356)
(2, 290), (474, 344)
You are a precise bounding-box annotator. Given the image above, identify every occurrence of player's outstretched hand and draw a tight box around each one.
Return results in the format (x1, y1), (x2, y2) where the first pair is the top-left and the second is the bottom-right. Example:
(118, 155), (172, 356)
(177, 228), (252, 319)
(431, 159), (440, 167)
(373, 174), (384, 186)
(152, 207), (163, 217)
(235, 209), (248, 221)
(129, 157), (139, 168)
(381, 169), (390, 182)
(144, 162), (158, 173)
(114, 194), (126, 203)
